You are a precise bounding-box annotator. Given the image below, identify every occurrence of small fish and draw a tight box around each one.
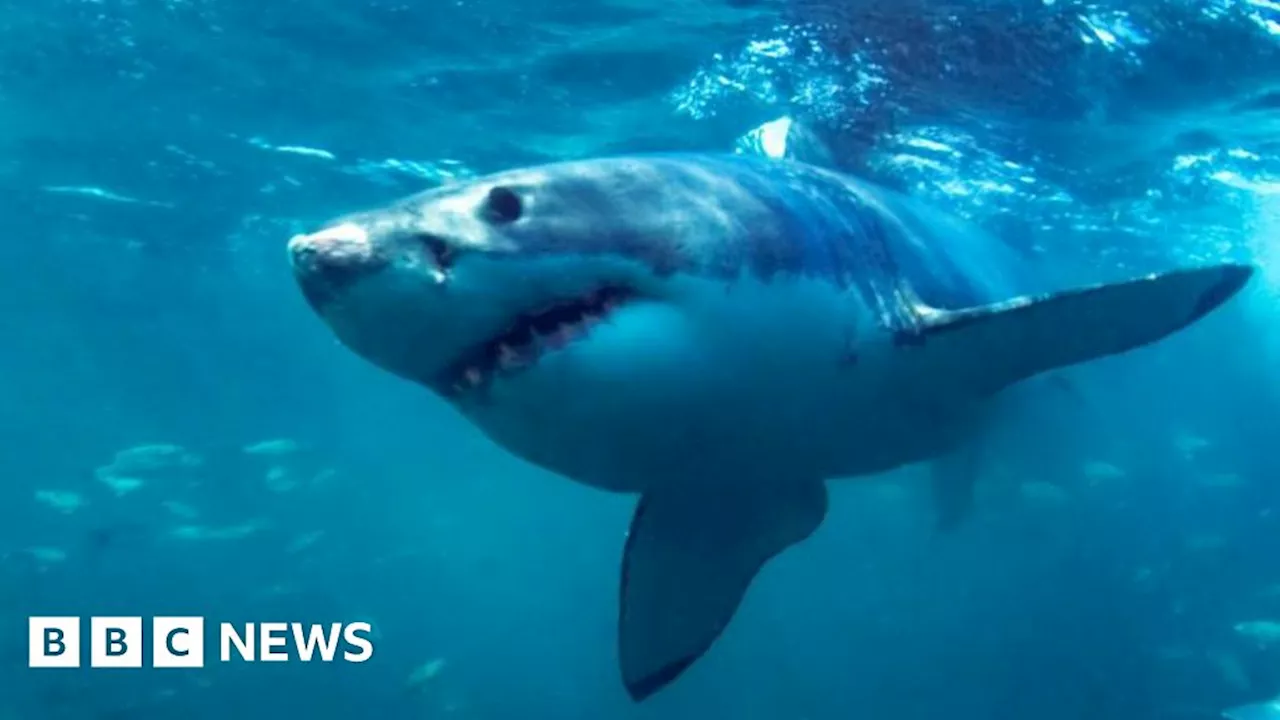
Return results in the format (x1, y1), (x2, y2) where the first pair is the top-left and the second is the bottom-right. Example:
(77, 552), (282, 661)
(406, 658), (447, 690)
(1235, 620), (1280, 647)
(242, 438), (300, 455)
(34, 490), (85, 514)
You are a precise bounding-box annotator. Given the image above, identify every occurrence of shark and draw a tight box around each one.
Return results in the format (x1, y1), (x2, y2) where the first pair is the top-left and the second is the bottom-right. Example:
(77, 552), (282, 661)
(286, 153), (1253, 701)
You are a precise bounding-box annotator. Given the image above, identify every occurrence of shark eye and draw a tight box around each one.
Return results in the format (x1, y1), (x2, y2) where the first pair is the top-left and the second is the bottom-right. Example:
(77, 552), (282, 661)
(482, 186), (523, 225)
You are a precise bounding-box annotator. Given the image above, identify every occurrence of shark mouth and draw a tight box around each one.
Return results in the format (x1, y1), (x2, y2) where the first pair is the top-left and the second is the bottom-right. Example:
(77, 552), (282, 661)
(438, 285), (634, 396)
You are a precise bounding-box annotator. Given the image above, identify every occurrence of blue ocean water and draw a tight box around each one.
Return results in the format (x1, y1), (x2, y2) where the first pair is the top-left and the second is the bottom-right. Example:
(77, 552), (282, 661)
(4, 0), (1280, 718)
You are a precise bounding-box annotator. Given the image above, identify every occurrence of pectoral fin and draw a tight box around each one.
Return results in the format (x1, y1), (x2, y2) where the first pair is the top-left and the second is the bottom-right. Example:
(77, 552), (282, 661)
(618, 481), (828, 700)
(915, 263), (1253, 393)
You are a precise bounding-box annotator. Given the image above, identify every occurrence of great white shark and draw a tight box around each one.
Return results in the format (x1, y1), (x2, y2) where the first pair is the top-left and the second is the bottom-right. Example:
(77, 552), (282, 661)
(286, 153), (1253, 700)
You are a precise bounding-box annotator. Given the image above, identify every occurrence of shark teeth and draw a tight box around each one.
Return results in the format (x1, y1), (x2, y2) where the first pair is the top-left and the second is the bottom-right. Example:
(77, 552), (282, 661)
(496, 344), (521, 367)
(544, 323), (583, 350)
(439, 285), (633, 396)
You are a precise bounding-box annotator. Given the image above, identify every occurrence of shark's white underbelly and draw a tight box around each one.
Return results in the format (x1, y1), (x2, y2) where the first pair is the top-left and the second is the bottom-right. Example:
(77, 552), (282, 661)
(462, 272), (989, 494)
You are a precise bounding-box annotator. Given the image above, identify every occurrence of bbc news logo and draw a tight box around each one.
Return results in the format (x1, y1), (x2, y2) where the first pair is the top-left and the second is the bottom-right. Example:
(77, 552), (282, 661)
(29, 617), (374, 668)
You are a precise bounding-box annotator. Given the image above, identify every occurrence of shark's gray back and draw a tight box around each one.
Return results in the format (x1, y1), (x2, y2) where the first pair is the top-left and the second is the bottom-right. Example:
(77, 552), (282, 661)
(394, 153), (1043, 315)
(661, 154), (1052, 336)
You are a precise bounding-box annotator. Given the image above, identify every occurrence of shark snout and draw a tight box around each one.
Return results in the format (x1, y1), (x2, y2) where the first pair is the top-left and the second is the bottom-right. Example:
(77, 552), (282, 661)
(288, 222), (390, 310)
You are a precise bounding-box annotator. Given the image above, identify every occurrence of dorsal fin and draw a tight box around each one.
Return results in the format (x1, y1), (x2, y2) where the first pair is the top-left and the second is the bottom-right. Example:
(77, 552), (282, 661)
(734, 116), (836, 168)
